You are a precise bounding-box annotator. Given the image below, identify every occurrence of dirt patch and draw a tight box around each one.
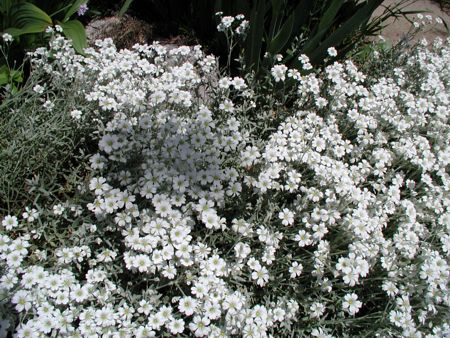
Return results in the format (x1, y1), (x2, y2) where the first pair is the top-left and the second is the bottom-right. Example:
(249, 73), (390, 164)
(373, 0), (449, 43)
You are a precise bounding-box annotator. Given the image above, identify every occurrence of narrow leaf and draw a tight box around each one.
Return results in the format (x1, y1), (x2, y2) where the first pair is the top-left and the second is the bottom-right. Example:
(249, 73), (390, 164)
(267, 12), (294, 54)
(0, 0), (13, 13)
(118, 0), (134, 17)
(317, 0), (344, 33)
(309, 0), (384, 64)
(291, 0), (313, 34)
(268, 0), (313, 54)
(245, 0), (266, 72)
(282, 0), (314, 64)
(268, 0), (284, 41)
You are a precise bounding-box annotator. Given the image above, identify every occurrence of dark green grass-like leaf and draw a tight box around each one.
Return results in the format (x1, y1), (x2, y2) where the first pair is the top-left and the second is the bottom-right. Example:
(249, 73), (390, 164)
(317, 0), (344, 34)
(245, 0), (267, 72)
(118, 0), (134, 17)
(307, 0), (383, 64)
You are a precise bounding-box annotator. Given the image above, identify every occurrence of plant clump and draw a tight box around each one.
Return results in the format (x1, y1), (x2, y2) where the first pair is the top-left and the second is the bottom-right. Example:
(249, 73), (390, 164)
(0, 15), (449, 337)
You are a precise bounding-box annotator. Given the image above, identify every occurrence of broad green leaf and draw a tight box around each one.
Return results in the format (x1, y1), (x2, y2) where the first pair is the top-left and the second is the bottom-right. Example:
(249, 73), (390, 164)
(10, 2), (52, 28)
(59, 20), (86, 54)
(63, 0), (88, 21)
(5, 25), (45, 37)
(5, 2), (52, 37)
(300, 26), (330, 56)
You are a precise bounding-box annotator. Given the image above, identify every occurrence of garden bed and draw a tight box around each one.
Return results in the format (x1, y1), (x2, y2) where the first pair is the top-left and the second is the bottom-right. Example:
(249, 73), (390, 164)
(0, 3), (449, 338)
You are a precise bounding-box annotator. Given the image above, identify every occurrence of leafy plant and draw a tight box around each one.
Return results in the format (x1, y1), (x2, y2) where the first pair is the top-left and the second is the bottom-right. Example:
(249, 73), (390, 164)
(2, 0), (87, 53)
(0, 36), (96, 214)
(238, 0), (418, 74)
(0, 63), (22, 93)
(131, 0), (416, 76)
(0, 0), (88, 96)
(1, 30), (449, 337)
(0, 34), (23, 95)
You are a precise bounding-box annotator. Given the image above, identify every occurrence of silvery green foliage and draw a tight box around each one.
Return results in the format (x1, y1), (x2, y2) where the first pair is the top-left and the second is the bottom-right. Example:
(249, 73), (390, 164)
(0, 30), (449, 337)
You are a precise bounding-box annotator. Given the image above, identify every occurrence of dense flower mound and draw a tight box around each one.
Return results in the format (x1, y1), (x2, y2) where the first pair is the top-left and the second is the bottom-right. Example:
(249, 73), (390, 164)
(0, 28), (449, 337)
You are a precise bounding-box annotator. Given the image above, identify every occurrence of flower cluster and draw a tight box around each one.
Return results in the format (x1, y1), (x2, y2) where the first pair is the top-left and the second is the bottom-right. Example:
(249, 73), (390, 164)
(0, 23), (449, 338)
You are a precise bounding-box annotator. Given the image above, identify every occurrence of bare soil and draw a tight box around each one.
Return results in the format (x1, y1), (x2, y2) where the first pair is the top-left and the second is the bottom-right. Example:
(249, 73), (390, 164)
(373, 0), (449, 43)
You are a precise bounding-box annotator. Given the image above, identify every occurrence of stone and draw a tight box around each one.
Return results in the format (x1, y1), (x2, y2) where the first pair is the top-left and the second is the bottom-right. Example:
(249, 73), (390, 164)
(85, 15), (153, 50)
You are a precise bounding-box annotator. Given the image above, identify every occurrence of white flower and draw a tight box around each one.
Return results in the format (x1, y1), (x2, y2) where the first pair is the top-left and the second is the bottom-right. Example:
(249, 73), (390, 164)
(294, 230), (312, 247)
(311, 327), (333, 338)
(2, 33), (13, 42)
(43, 100), (54, 111)
(178, 296), (197, 316)
(33, 84), (44, 94)
(0, 234), (10, 252)
(232, 76), (247, 90)
(278, 208), (294, 225)
(52, 204), (65, 215)
(70, 109), (82, 120)
(234, 242), (251, 260)
(219, 99), (234, 113)
(11, 290), (32, 312)
(189, 316), (210, 337)
(217, 16), (235, 31)
(204, 301), (221, 320)
(251, 265), (269, 286)
(327, 47), (337, 57)
(271, 64), (288, 82)
(236, 20), (249, 35)
(342, 293), (362, 315)
(315, 97), (328, 108)
(98, 134), (120, 153)
(2, 215), (18, 230)
(70, 285), (89, 303)
(382, 281), (399, 298)
(167, 318), (185, 334)
(309, 302), (325, 318)
(22, 207), (39, 222)
(289, 261), (303, 278)
(14, 322), (37, 338)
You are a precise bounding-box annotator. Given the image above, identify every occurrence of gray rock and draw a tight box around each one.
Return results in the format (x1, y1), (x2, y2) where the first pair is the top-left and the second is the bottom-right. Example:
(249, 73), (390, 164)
(86, 15), (153, 50)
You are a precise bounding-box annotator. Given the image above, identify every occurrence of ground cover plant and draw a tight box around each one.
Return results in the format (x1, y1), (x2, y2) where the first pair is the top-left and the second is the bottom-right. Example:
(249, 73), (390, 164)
(0, 30), (97, 214)
(0, 14), (449, 338)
